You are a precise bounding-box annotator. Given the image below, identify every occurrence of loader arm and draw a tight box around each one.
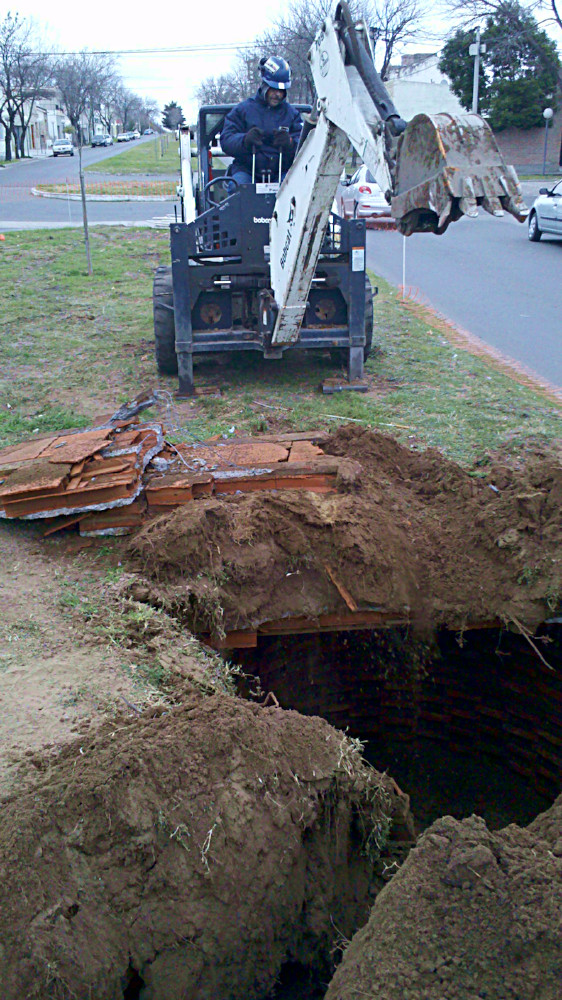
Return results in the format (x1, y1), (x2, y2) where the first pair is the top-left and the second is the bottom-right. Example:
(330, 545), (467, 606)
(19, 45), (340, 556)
(269, 0), (527, 348)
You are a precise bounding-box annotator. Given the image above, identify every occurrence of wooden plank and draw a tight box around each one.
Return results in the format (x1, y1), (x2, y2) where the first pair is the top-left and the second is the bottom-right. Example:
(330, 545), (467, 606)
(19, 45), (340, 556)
(80, 459), (131, 478)
(2, 481), (137, 517)
(214, 473), (336, 495)
(288, 441), (325, 462)
(203, 630), (258, 650)
(42, 514), (84, 536)
(42, 431), (111, 463)
(323, 564), (358, 612)
(0, 462), (70, 499)
(0, 436), (58, 466)
(145, 485), (194, 505)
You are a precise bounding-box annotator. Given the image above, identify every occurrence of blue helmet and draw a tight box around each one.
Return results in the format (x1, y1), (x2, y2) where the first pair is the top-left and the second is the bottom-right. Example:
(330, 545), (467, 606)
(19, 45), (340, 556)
(259, 56), (292, 91)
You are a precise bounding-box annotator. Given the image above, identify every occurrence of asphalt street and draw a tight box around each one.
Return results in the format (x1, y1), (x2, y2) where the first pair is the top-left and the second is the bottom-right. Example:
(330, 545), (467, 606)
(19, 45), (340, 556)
(0, 136), (175, 228)
(366, 196), (561, 389)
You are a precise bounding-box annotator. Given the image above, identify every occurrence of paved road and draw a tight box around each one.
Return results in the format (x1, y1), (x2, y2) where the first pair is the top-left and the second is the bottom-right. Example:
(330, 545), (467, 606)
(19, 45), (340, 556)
(0, 137), (175, 228)
(366, 197), (562, 389)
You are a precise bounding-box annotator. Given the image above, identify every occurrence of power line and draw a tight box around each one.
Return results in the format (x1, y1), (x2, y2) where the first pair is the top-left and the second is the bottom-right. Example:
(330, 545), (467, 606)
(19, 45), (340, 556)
(38, 42), (258, 57)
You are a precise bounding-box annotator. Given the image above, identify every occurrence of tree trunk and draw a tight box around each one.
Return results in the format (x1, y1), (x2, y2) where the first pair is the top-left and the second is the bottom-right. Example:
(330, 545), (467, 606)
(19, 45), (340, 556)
(3, 126), (13, 162)
(78, 143), (93, 277)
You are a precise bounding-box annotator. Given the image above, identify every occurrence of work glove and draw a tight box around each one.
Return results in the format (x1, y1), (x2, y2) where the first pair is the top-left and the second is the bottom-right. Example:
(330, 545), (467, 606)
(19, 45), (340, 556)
(243, 126), (264, 148)
(273, 129), (292, 150)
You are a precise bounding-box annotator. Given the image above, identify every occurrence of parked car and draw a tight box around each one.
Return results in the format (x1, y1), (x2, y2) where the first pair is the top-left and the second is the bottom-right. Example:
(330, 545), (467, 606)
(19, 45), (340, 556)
(143, 128), (154, 135)
(91, 133), (113, 147)
(116, 132), (129, 142)
(337, 165), (391, 221)
(52, 138), (74, 157)
(129, 129), (140, 139)
(528, 180), (562, 241)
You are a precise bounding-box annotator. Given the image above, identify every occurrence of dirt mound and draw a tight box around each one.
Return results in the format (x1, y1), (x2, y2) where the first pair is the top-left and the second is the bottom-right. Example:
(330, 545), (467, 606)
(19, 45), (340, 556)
(0, 693), (413, 1000)
(129, 427), (561, 636)
(325, 794), (562, 1000)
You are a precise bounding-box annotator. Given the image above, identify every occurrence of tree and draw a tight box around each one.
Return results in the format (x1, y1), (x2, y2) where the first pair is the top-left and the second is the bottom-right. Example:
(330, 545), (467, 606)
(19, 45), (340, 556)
(54, 51), (115, 275)
(162, 101), (185, 129)
(440, 0), (562, 88)
(112, 85), (144, 131)
(0, 13), (52, 161)
(139, 97), (160, 131)
(194, 0), (426, 110)
(439, 3), (560, 129)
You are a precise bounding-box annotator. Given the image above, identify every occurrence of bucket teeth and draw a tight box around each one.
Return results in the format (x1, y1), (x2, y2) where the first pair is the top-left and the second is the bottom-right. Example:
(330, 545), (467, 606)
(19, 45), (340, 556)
(459, 178), (478, 218)
(482, 194), (504, 217)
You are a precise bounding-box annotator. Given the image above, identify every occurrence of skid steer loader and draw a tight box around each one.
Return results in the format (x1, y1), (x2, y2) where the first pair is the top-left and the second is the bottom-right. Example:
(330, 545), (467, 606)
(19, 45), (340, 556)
(153, 1), (527, 396)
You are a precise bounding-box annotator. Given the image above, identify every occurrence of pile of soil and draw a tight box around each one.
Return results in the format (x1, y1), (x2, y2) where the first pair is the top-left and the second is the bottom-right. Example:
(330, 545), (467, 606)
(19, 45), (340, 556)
(129, 427), (561, 636)
(325, 794), (562, 1000)
(0, 692), (413, 1000)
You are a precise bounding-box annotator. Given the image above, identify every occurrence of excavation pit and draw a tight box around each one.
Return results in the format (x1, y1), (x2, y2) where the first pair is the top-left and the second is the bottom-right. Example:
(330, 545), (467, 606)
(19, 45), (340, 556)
(234, 623), (562, 832)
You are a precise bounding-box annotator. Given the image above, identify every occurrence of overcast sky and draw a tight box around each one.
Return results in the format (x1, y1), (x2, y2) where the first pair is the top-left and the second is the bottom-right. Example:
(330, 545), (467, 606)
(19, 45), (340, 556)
(9, 0), (445, 120)
(9, 0), (561, 122)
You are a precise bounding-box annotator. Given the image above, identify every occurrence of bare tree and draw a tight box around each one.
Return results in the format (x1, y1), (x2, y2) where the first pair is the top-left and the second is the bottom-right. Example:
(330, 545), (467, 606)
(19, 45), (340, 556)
(139, 97), (160, 131)
(372, 0), (425, 79)
(255, 0), (425, 99)
(194, 0), (425, 111)
(54, 52), (115, 275)
(0, 13), (52, 160)
(112, 84), (144, 131)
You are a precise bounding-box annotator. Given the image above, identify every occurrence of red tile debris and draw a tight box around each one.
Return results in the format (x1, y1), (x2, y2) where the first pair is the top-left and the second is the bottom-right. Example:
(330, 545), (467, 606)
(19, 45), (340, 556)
(0, 420), (341, 536)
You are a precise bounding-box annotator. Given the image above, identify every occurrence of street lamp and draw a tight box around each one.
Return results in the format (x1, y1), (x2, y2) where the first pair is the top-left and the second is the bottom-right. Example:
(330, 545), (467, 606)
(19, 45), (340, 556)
(542, 107), (554, 175)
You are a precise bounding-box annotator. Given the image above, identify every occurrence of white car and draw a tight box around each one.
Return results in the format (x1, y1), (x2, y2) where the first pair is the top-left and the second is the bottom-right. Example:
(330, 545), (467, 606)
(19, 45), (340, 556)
(129, 130), (140, 139)
(52, 138), (74, 157)
(528, 180), (562, 241)
(116, 132), (129, 142)
(338, 165), (391, 222)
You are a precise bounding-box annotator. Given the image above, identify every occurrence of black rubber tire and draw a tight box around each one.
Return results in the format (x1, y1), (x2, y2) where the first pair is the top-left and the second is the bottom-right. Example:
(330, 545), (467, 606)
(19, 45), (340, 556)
(528, 211), (542, 242)
(330, 275), (374, 366)
(153, 266), (178, 375)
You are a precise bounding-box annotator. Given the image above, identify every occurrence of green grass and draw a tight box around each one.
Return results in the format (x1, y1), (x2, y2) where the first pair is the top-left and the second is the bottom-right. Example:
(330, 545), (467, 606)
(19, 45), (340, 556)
(85, 136), (180, 175)
(0, 227), (170, 444)
(0, 227), (560, 465)
(37, 180), (175, 197)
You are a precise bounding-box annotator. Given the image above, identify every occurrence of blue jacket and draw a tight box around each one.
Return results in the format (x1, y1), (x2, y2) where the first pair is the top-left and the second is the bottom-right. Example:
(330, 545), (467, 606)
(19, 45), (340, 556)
(221, 92), (302, 178)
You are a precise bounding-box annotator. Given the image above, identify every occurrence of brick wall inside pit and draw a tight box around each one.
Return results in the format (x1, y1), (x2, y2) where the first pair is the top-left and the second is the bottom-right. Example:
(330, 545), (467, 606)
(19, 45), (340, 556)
(493, 107), (562, 170)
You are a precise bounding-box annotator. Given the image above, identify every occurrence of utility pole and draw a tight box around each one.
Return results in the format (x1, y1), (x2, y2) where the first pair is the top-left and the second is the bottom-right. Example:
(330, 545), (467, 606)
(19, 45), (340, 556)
(469, 27), (486, 114)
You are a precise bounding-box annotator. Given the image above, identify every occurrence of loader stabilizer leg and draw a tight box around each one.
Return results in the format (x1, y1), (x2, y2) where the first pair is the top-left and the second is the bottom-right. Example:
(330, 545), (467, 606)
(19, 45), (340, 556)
(348, 219), (367, 382)
(170, 224), (195, 397)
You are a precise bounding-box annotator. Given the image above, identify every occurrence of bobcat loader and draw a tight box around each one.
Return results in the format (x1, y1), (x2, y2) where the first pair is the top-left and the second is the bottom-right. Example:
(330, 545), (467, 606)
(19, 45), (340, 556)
(154, 1), (527, 394)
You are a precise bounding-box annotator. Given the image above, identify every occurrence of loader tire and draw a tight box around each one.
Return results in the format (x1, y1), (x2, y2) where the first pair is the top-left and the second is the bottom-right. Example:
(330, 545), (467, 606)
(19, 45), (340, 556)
(153, 266), (178, 375)
(330, 275), (374, 366)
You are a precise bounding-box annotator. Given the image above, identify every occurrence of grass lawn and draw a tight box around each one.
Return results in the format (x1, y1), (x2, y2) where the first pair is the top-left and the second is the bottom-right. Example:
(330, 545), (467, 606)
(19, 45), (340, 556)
(36, 180), (175, 197)
(85, 136), (180, 175)
(0, 226), (560, 466)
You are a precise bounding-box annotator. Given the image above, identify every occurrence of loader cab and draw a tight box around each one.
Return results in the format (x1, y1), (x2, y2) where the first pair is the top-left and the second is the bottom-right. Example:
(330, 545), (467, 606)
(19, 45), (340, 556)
(195, 104), (311, 215)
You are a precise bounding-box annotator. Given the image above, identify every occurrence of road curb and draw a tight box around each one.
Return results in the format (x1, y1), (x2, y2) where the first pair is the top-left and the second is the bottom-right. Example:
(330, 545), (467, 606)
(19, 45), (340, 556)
(31, 187), (174, 203)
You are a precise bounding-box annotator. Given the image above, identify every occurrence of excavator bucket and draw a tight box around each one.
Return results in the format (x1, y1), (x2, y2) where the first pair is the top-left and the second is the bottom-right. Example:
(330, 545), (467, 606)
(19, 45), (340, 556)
(391, 112), (528, 236)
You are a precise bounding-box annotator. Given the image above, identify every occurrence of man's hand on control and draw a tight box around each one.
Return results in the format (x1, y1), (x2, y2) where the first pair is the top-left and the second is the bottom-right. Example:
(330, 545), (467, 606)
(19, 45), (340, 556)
(243, 127), (264, 148)
(273, 130), (292, 150)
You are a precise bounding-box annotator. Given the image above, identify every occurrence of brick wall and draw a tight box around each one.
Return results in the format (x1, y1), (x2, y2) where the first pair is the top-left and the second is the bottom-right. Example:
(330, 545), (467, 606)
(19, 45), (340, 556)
(493, 107), (562, 172)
